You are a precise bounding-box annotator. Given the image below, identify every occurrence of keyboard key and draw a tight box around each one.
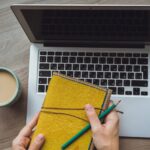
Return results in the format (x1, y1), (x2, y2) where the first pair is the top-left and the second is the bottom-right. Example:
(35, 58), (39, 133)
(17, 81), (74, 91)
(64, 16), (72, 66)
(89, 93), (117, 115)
(142, 66), (148, 79)
(135, 73), (142, 79)
(101, 79), (107, 86)
(94, 52), (101, 56)
(65, 64), (72, 70)
(54, 56), (61, 63)
(63, 52), (69, 56)
(39, 63), (49, 69)
(47, 56), (53, 62)
(125, 91), (132, 95)
(112, 72), (119, 79)
(116, 80), (122, 86)
(124, 80), (130, 86)
(128, 73), (134, 79)
(105, 72), (111, 78)
(74, 71), (81, 78)
(40, 56), (46, 62)
(86, 52), (93, 56)
(89, 72), (96, 78)
(102, 53), (108, 56)
(120, 73), (126, 79)
(126, 65), (132, 72)
(38, 85), (45, 92)
(40, 51), (47, 55)
(109, 87), (116, 94)
(107, 58), (113, 64)
(69, 57), (76, 63)
(39, 78), (47, 84)
(85, 79), (92, 83)
(134, 66), (140, 72)
(80, 64), (87, 70)
(60, 71), (66, 75)
(118, 87), (124, 95)
(111, 65), (117, 71)
(130, 58), (136, 64)
(133, 53), (140, 57)
(117, 53), (124, 57)
(55, 52), (62, 55)
(73, 64), (79, 70)
(58, 64), (64, 70)
(115, 58), (121, 64)
(133, 88), (140, 95)
(48, 78), (51, 83)
(92, 57), (98, 63)
(103, 65), (109, 71)
(118, 65), (125, 71)
(138, 58), (148, 64)
(108, 80), (115, 86)
(62, 57), (68, 63)
(88, 64), (94, 71)
(93, 79), (99, 85)
(125, 53), (132, 57)
(141, 53), (148, 57)
(141, 91), (148, 95)
(78, 52), (85, 56)
(77, 57), (83, 63)
(110, 53), (116, 57)
(95, 65), (102, 71)
(39, 71), (51, 77)
(99, 57), (106, 64)
(46, 85), (48, 91)
(51, 64), (57, 70)
(84, 57), (91, 63)
(71, 52), (77, 56)
(82, 72), (88, 78)
(48, 52), (54, 55)
(132, 80), (148, 87)
(67, 71), (73, 77)
(97, 72), (103, 78)
(122, 58), (129, 64)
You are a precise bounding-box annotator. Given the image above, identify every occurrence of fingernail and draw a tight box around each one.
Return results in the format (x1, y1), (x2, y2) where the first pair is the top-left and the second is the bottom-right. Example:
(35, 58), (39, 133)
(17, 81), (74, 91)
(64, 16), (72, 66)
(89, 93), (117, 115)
(85, 104), (93, 111)
(37, 134), (44, 141)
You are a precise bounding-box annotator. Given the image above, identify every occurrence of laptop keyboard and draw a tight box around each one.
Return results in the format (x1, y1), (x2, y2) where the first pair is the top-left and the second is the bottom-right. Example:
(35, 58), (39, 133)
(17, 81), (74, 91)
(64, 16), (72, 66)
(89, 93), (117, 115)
(38, 50), (148, 96)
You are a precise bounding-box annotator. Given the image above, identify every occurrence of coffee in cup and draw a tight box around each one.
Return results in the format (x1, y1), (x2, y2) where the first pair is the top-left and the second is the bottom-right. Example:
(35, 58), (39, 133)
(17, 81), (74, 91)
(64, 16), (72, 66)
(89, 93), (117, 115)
(0, 67), (21, 107)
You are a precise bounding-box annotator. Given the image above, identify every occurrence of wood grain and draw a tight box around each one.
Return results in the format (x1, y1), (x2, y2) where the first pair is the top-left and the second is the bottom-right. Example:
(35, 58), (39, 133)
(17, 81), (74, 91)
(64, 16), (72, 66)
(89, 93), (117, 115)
(0, 0), (150, 149)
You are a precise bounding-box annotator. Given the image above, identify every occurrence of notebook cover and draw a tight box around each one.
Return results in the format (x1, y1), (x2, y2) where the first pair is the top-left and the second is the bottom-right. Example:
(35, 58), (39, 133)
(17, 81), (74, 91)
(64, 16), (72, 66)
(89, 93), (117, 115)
(31, 72), (112, 150)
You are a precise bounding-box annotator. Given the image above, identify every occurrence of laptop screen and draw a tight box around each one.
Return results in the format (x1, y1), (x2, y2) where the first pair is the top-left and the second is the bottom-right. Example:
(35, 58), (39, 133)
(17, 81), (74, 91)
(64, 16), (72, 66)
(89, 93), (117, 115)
(20, 8), (150, 45)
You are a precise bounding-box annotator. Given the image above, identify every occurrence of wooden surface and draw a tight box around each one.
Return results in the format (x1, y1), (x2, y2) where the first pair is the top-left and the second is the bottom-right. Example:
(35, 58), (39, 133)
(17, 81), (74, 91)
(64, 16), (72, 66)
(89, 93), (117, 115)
(0, 0), (150, 149)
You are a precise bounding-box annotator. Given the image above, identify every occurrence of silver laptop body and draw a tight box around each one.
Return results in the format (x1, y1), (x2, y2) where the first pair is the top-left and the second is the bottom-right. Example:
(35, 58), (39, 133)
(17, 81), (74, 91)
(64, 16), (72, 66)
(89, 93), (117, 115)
(11, 4), (150, 137)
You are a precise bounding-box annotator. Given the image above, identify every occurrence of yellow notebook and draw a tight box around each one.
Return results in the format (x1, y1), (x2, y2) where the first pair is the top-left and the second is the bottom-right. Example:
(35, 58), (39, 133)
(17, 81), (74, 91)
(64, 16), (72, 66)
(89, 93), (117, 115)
(32, 72), (112, 150)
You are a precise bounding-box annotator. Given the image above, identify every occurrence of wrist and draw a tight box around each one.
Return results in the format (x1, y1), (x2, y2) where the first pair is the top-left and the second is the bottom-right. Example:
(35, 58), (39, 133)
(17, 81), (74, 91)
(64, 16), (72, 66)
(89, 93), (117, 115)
(97, 136), (119, 150)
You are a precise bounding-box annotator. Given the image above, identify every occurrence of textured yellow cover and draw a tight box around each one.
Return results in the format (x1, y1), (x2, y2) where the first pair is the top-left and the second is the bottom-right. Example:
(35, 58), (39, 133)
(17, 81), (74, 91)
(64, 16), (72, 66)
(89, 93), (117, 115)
(32, 73), (111, 150)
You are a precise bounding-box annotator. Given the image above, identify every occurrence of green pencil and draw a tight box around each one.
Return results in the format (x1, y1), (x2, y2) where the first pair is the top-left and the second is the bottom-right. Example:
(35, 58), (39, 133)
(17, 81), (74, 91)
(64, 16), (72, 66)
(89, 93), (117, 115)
(61, 100), (121, 150)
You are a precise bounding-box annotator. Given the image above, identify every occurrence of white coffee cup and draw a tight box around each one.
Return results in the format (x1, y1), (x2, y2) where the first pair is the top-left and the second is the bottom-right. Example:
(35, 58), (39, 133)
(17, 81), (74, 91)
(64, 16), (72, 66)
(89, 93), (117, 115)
(0, 67), (21, 107)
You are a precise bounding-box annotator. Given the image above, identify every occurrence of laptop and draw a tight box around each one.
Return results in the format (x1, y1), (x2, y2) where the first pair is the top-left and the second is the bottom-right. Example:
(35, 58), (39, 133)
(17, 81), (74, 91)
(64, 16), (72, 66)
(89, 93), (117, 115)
(11, 4), (150, 137)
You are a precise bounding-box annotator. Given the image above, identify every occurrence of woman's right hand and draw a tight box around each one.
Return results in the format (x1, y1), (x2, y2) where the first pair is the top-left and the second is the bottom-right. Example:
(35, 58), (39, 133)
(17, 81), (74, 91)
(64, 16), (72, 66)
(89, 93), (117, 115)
(85, 103), (119, 150)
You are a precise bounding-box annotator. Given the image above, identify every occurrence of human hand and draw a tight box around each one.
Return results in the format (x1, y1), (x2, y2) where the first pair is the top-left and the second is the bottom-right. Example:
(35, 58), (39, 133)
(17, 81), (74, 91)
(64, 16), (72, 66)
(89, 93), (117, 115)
(85, 103), (119, 150)
(12, 113), (45, 150)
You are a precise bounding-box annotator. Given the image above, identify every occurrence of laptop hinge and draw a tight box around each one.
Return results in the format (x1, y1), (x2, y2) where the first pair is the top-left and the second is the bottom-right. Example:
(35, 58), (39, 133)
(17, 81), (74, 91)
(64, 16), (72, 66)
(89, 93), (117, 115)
(44, 42), (145, 48)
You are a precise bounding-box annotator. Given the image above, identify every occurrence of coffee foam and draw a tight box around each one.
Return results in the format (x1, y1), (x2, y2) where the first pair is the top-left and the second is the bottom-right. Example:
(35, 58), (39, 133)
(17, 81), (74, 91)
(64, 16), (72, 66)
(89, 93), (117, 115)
(0, 71), (17, 103)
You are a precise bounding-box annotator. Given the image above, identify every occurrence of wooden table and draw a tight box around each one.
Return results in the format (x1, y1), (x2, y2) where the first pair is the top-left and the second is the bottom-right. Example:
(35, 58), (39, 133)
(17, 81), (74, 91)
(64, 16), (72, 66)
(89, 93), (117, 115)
(0, 0), (150, 149)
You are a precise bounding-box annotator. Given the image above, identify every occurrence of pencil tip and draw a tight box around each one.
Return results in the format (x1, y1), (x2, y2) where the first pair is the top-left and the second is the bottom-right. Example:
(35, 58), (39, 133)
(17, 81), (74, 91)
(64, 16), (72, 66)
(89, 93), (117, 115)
(116, 100), (121, 106)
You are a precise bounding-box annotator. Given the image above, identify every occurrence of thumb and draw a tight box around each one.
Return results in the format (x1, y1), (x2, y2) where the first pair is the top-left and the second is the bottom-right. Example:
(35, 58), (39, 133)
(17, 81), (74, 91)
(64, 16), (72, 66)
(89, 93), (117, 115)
(29, 134), (45, 150)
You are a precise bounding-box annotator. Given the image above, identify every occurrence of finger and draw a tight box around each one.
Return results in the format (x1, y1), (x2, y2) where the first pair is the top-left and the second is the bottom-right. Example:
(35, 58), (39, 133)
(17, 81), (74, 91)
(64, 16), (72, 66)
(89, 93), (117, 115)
(19, 113), (40, 137)
(29, 134), (45, 150)
(85, 104), (102, 132)
(105, 101), (119, 124)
